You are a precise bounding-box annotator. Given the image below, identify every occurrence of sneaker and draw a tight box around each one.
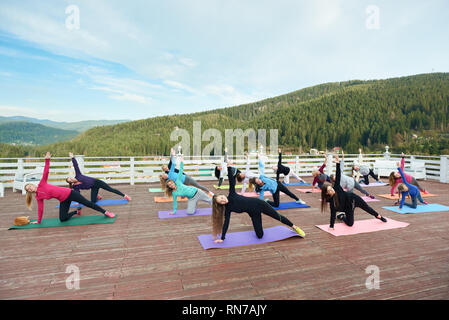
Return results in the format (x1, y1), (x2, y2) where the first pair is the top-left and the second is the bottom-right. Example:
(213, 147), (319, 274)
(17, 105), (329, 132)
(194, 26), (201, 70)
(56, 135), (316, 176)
(97, 195), (102, 200)
(293, 226), (306, 237)
(423, 201), (429, 205)
(104, 211), (116, 218)
(75, 208), (82, 216)
(296, 199), (306, 205)
(422, 190), (429, 194)
(369, 194), (375, 199)
(377, 215), (387, 223)
(337, 213), (345, 221)
(124, 194), (132, 201)
(393, 200), (400, 206)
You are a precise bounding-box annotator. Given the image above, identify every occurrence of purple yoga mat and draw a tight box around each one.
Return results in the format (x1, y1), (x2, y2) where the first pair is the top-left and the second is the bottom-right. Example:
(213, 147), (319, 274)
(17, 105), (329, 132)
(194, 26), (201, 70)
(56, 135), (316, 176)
(198, 225), (302, 249)
(158, 207), (212, 219)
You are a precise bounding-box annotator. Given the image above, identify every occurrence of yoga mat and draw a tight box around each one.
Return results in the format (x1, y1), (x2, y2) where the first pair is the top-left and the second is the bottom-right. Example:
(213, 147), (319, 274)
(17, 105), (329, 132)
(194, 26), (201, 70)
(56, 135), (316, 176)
(361, 196), (380, 202)
(381, 203), (449, 214)
(198, 225), (302, 249)
(271, 202), (310, 210)
(377, 193), (437, 200)
(9, 215), (117, 230)
(282, 181), (311, 186)
(154, 196), (188, 203)
(213, 184), (243, 190)
(56, 198), (128, 208)
(242, 192), (286, 197)
(158, 207), (212, 219)
(149, 188), (164, 193)
(358, 181), (388, 187)
(296, 188), (321, 193)
(315, 218), (409, 236)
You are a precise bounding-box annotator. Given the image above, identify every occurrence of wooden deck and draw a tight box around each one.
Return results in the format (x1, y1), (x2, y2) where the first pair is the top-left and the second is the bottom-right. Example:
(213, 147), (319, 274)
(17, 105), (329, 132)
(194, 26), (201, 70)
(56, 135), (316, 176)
(1, 178), (448, 300)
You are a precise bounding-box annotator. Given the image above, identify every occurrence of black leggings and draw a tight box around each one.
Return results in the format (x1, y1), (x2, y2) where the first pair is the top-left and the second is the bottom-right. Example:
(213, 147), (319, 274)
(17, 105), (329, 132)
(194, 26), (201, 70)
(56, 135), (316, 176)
(340, 194), (379, 226)
(91, 179), (125, 202)
(59, 190), (106, 222)
(267, 181), (299, 207)
(362, 170), (379, 185)
(249, 202), (294, 238)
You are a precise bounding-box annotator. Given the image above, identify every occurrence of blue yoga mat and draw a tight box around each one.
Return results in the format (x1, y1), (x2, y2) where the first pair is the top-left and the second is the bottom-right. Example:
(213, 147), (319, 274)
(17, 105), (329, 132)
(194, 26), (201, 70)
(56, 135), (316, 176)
(382, 203), (449, 214)
(272, 201), (310, 210)
(55, 198), (128, 208)
(282, 181), (311, 186)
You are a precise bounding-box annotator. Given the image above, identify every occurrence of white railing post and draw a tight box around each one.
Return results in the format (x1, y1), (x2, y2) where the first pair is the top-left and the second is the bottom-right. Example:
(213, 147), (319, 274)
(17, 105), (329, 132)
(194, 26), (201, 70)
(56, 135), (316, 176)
(295, 155), (299, 173)
(130, 157), (135, 185)
(326, 153), (333, 176)
(440, 156), (448, 183)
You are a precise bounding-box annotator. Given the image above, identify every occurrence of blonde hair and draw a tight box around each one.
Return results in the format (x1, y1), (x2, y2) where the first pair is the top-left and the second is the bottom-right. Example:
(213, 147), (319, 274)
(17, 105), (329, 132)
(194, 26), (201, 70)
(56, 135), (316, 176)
(14, 216), (30, 226)
(159, 174), (167, 190)
(397, 183), (407, 192)
(25, 184), (34, 210)
(165, 180), (175, 198)
(212, 195), (225, 239)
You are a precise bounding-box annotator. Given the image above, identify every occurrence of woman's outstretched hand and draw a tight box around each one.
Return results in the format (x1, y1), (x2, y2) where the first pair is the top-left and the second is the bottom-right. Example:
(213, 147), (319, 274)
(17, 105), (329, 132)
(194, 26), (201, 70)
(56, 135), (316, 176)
(45, 152), (51, 159)
(214, 239), (223, 243)
(69, 152), (74, 158)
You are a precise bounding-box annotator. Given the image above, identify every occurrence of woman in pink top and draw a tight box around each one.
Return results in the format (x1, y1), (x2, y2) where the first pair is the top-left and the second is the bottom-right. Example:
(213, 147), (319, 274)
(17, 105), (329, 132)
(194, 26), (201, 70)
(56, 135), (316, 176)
(388, 153), (427, 198)
(25, 152), (115, 224)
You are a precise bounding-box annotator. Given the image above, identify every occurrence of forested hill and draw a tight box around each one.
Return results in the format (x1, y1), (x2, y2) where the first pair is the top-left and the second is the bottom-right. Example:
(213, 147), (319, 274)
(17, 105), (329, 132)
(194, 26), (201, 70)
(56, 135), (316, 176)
(1, 73), (448, 157)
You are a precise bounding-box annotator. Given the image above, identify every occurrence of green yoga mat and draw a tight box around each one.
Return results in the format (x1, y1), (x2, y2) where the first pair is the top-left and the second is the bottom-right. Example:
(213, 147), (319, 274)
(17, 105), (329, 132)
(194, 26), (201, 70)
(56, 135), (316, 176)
(149, 188), (164, 193)
(213, 184), (243, 190)
(9, 215), (117, 230)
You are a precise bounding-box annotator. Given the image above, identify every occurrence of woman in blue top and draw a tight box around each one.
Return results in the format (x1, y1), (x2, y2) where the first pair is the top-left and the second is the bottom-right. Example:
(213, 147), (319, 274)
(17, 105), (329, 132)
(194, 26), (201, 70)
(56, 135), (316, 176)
(249, 158), (305, 208)
(397, 163), (428, 210)
(165, 156), (212, 215)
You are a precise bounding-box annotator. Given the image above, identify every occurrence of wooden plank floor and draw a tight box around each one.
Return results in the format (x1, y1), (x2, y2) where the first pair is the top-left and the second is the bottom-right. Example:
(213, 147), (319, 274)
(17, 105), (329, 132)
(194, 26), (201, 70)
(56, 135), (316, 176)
(1, 178), (448, 300)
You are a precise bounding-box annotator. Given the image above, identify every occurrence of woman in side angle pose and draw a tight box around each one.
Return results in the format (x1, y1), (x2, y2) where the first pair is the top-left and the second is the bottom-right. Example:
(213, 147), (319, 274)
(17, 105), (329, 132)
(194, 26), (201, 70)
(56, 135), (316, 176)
(329, 150), (375, 199)
(160, 148), (211, 194)
(352, 148), (381, 185)
(165, 156), (212, 215)
(396, 163), (428, 210)
(389, 153), (427, 202)
(311, 154), (331, 191)
(321, 155), (387, 230)
(212, 166), (305, 243)
(249, 158), (305, 207)
(272, 149), (305, 184)
(25, 152), (115, 224)
(236, 152), (263, 194)
(214, 148), (230, 188)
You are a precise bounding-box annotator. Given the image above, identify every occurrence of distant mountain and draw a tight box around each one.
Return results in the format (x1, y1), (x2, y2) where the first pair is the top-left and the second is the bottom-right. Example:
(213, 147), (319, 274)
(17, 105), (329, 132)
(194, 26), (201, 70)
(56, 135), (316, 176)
(0, 121), (79, 146)
(0, 116), (130, 132)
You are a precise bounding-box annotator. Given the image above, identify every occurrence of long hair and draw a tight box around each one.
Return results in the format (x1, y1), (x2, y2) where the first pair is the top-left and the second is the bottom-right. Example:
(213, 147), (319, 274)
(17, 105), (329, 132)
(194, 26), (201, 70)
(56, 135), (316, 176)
(25, 184), (34, 210)
(66, 177), (73, 189)
(159, 174), (167, 190)
(388, 172), (397, 187)
(14, 216), (30, 226)
(248, 177), (258, 191)
(320, 182), (339, 213)
(212, 195), (225, 239)
(165, 180), (175, 198)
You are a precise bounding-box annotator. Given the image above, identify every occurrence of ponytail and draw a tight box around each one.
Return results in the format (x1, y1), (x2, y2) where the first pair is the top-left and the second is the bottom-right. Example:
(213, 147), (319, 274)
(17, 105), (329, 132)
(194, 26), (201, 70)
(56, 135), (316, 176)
(26, 190), (33, 210)
(212, 196), (225, 239)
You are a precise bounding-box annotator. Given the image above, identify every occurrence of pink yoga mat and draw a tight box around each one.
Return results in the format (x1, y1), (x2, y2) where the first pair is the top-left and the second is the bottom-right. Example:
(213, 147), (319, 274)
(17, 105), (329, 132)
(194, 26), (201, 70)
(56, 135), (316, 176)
(315, 218), (409, 236)
(320, 196), (379, 202)
(296, 188), (321, 193)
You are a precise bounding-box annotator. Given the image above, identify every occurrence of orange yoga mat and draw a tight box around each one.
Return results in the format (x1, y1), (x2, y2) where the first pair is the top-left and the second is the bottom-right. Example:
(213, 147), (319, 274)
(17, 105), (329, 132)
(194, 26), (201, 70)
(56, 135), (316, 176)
(154, 196), (188, 203)
(377, 193), (437, 200)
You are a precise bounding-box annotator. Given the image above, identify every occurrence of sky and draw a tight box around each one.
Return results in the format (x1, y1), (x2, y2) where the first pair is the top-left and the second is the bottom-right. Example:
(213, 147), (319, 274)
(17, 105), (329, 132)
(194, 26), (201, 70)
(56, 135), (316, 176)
(0, 0), (448, 122)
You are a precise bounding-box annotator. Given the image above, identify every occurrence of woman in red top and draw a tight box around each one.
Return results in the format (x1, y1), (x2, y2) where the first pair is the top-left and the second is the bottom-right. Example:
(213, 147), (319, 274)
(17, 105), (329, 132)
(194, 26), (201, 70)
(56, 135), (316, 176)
(25, 152), (115, 224)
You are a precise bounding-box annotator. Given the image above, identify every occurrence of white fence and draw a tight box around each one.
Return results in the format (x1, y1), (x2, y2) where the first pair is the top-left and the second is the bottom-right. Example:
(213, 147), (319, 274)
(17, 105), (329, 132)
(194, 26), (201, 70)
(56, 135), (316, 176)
(1, 153), (448, 191)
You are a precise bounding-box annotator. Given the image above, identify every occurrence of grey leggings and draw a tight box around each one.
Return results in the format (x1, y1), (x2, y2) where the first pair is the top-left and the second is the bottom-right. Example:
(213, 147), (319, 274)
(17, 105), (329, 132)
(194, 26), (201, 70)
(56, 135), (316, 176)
(187, 189), (212, 214)
(184, 176), (209, 193)
(352, 181), (370, 196)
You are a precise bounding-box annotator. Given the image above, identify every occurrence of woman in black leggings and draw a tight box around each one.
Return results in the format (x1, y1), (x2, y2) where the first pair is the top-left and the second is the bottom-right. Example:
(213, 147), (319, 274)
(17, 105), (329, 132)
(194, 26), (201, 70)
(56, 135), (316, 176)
(59, 190), (115, 221)
(211, 166), (306, 243)
(321, 155), (387, 230)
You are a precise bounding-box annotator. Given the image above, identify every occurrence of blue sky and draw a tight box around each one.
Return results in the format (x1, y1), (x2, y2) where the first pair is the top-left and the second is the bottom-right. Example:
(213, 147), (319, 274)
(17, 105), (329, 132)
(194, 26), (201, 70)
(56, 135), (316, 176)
(0, 0), (448, 122)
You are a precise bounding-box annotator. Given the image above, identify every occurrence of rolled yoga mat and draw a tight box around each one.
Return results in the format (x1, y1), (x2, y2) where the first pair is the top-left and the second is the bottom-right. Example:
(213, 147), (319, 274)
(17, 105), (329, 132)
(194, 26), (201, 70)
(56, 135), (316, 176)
(198, 225), (303, 249)
(213, 184), (243, 190)
(154, 196), (188, 203)
(315, 218), (409, 236)
(381, 203), (449, 214)
(271, 201), (310, 210)
(377, 193), (437, 200)
(296, 188), (321, 193)
(9, 215), (117, 230)
(158, 207), (212, 219)
(56, 198), (128, 208)
(282, 181), (311, 186)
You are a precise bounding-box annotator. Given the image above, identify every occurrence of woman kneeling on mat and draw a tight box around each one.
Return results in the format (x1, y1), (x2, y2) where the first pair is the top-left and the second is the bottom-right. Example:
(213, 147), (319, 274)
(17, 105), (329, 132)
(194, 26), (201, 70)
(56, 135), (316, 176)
(165, 156), (212, 215)
(25, 152), (115, 224)
(212, 165), (305, 243)
(311, 154), (331, 191)
(249, 159), (305, 207)
(396, 163), (428, 210)
(66, 152), (131, 213)
(321, 155), (387, 230)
